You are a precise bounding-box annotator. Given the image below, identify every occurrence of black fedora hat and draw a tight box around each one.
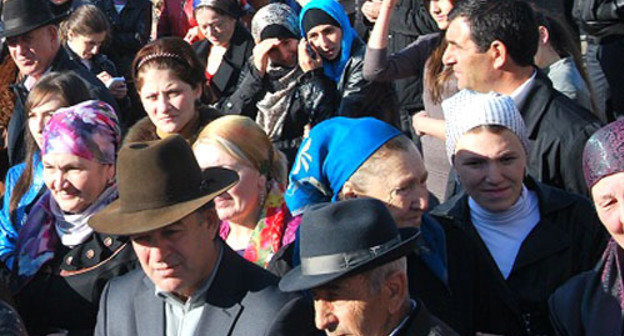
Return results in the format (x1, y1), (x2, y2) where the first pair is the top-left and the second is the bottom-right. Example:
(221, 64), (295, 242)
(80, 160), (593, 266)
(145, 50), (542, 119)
(89, 135), (239, 235)
(279, 198), (419, 292)
(0, 0), (67, 39)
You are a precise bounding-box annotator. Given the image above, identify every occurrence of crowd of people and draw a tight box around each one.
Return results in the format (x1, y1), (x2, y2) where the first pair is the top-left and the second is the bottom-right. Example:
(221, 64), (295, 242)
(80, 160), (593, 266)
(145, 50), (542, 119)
(0, 0), (621, 334)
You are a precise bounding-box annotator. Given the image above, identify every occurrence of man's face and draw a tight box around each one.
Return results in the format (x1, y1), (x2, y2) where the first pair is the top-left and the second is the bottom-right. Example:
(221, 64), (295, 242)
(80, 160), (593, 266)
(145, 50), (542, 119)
(267, 38), (299, 68)
(131, 208), (220, 299)
(442, 17), (495, 92)
(306, 24), (342, 61)
(7, 25), (60, 79)
(312, 273), (391, 336)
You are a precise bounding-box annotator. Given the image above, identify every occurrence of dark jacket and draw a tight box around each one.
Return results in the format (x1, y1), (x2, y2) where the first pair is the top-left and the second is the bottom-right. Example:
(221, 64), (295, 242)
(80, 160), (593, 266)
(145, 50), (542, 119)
(64, 43), (133, 125)
(6, 47), (119, 166)
(192, 24), (254, 106)
(360, 0), (437, 137)
(573, 0), (624, 38)
(398, 300), (459, 336)
(15, 233), (138, 336)
(222, 62), (338, 166)
(95, 243), (319, 336)
(407, 216), (478, 336)
(518, 70), (602, 196)
(95, 0), (152, 79)
(548, 242), (624, 336)
(429, 177), (608, 336)
(302, 38), (399, 127)
(123, 105), (221, 144)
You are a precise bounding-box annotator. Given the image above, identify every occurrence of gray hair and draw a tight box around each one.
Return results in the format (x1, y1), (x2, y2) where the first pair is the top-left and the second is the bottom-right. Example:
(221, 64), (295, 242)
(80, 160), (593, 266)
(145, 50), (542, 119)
(366, 257), (407, 294)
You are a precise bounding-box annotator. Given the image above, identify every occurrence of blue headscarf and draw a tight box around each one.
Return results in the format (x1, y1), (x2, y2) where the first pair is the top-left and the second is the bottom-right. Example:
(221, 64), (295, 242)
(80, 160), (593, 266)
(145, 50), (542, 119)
(285, 117), (402, 215)
(299, 0), (360, 82)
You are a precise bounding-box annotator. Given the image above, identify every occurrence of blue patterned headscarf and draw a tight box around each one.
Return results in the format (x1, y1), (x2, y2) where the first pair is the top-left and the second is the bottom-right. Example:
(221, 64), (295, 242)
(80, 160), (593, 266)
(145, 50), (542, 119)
(299, 0), (360, 82)
(285, 117), (402, 215)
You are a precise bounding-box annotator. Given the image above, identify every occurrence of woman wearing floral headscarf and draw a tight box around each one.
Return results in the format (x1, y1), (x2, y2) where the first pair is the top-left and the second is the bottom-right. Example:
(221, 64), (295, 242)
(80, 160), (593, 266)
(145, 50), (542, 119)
(549, 119), (624, 335)
(12, 100), (137, 336)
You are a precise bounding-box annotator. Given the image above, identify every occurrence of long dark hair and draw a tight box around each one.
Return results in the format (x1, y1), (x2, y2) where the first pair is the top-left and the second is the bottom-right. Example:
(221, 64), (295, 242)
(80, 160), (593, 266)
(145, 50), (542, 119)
(424, 0), (458, 104)
(534, 10), (599, 115)
(8, 72), (92, 220)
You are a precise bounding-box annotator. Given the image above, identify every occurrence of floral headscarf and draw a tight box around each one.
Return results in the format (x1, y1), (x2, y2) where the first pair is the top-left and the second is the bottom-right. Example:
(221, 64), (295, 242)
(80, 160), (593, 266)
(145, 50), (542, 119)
(42, 100), (120, 164)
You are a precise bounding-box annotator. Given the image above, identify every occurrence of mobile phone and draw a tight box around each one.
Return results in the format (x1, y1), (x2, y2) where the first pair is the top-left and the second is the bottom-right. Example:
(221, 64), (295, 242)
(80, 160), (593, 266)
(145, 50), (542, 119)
(306, 42), (317, 60)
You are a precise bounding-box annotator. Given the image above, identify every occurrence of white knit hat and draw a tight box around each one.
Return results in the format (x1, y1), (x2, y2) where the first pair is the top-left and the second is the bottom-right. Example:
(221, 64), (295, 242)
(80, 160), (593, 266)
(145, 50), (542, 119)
(442, 90), (530, 164)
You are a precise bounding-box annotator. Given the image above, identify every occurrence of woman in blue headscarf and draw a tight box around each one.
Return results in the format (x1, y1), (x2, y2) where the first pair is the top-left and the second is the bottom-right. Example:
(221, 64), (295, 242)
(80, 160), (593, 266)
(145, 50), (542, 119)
(271, 117), (478, 335)
(297, 0), (399, 127)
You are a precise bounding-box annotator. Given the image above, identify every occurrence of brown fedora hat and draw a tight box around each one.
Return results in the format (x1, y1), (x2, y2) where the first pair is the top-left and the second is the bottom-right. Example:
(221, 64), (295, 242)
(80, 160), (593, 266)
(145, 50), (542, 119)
(89, 135), (238, 235)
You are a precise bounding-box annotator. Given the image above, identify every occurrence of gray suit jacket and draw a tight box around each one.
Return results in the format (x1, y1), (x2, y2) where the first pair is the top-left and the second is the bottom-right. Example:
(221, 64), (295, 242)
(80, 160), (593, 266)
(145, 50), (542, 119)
(95, 244), (318, 336)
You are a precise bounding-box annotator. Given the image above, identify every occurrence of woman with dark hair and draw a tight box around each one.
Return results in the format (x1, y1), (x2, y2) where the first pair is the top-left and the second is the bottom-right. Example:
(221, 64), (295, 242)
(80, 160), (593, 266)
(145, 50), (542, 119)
(62, 5), (129, 106)
(298, 0), (398, 126)
(363, 0), (459, 201)
(0, 72), (92, 268)
(534, 11), (600, 119)
(191, 0), (253, 105)
(125, 37), (221, 144)
(549, 120), (624, 335)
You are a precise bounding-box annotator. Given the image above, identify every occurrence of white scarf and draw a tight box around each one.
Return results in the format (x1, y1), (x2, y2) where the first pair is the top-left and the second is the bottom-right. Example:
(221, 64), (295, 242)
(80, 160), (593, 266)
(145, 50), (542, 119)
(51, 185), (118, 248)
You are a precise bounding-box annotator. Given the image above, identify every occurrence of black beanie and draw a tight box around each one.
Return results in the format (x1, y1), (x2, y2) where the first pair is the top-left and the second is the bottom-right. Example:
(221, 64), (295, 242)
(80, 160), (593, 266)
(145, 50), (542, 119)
(302, 8), (340, 35)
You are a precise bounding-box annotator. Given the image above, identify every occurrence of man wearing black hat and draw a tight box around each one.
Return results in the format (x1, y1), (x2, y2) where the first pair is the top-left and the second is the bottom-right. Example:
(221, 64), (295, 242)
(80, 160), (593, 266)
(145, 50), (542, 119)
(1, 0), (119, 166)
(89, 135), (318, 336)
(279, 198), (458, 336)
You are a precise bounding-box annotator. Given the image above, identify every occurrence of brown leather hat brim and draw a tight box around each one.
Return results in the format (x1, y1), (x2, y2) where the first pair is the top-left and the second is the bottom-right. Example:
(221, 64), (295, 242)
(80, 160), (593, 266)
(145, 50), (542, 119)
(88, 172), (237, 236)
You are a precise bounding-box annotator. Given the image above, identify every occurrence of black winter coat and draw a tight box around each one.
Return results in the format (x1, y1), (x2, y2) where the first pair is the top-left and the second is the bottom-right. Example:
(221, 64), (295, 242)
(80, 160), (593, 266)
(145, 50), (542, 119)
(548, 248), (624, 336)
(429, 177), (608, 336)
(305, 38), (399, 127)
(6, 48), (119, 166)
(192, 24), (254, 106)
(15, 233), (138, 336)
(518, 70), (602, 196)
(354, 0), (437, 137)
(95, 0), (152, 79)
(222, 62), (338, 166)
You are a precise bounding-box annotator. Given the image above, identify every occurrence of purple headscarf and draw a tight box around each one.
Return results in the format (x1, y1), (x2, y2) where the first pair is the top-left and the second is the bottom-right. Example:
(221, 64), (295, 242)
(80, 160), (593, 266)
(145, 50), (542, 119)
(42, 100), (120, 164)
(583, 119), (624, 189)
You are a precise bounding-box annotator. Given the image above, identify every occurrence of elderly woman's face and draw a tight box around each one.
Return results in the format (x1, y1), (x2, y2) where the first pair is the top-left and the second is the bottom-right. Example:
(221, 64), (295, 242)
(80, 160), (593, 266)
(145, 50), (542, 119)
(196, 7), (237, 47)
(139, 68), (201, 134)
(453, 128), (526, 212)
(194, 143), (266, 225)
(42, 153), (114, 213)
(592, 172), (624, 248)
(352, 144), (429, 228)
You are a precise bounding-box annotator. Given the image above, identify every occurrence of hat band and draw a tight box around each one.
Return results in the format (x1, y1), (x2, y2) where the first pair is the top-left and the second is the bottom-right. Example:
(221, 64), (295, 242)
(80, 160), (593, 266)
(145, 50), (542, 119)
(301, 235), (402, 276)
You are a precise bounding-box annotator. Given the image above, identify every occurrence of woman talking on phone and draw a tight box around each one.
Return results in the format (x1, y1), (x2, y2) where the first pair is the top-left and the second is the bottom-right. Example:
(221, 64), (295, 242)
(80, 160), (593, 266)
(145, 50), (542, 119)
(298, 0), (398, 126)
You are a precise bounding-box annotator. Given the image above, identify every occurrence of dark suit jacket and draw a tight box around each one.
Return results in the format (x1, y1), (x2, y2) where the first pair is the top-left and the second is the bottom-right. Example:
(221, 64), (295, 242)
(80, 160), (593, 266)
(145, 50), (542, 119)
(398, 300), (459, 336)
(95, 244), (319, 336)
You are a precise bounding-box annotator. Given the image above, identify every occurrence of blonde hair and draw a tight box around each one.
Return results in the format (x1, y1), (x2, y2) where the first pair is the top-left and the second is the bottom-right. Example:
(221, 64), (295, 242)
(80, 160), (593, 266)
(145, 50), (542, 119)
(194, 116), (288, 184)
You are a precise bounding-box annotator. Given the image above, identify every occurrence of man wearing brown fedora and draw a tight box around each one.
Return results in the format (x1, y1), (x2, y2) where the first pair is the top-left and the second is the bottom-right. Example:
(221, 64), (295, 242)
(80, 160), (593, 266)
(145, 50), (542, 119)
(279, 198), (458, 336)
(89, 135), (318, 336)
(1, 0), (119, 166)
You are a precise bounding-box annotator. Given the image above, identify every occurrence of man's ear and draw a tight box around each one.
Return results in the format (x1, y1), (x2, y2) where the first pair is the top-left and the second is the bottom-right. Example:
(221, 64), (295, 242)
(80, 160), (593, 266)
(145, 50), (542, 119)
(340, 181), (359, 200)
(384, 270), (408, 315)
(47, 25), (60, 42)
(489, 40), (507, 70)
(538, 25), (550, 45)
